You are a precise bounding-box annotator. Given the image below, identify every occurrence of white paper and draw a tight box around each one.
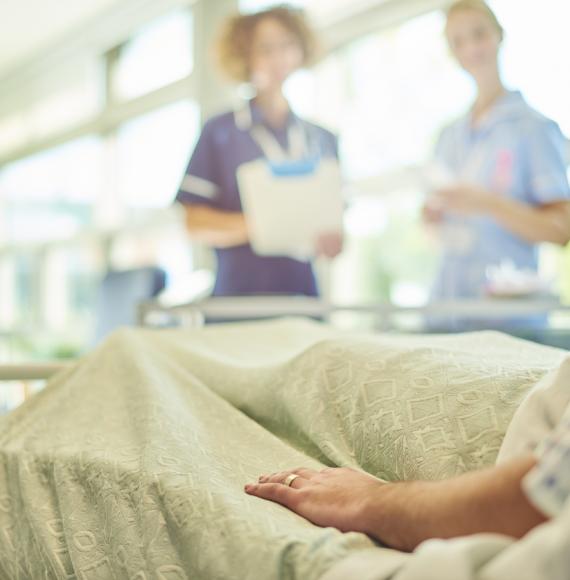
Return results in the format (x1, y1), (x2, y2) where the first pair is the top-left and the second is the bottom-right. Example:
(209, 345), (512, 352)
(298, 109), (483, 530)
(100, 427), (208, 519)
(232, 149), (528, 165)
(237, 158), (344, 260)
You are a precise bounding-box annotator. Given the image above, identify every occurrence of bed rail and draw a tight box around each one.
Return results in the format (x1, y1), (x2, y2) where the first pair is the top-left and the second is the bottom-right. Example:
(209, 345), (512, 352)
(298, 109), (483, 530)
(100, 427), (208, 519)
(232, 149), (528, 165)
(2, 296), (568, 384)
(138, 295), (568, 328)
(0, 362), (71, 382)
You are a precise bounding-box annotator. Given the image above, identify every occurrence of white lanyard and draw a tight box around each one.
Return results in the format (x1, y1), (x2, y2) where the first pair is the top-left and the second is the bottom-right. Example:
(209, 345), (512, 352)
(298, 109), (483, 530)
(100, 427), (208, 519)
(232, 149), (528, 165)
(249, 121), (310, 163)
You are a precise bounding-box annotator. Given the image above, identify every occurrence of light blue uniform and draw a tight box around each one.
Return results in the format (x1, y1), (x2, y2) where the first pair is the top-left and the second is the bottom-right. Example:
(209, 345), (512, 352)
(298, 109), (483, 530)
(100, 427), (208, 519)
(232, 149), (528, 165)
(433, 90), (570, 305)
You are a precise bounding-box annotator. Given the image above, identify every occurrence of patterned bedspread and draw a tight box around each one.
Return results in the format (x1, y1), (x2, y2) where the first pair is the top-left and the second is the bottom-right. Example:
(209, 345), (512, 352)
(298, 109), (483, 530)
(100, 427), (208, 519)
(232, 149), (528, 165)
(0, 319), (565, 579)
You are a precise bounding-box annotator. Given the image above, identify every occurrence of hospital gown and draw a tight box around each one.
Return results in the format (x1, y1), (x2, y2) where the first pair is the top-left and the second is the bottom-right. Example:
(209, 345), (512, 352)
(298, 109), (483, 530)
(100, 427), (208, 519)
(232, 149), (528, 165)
(524, 403), (570, 518)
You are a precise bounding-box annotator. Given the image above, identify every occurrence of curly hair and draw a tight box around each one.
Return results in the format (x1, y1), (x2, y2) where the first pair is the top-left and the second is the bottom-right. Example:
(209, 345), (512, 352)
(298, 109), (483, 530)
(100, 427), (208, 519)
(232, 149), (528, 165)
(446, 0), (504, 39)
(215, 5), (318, 83)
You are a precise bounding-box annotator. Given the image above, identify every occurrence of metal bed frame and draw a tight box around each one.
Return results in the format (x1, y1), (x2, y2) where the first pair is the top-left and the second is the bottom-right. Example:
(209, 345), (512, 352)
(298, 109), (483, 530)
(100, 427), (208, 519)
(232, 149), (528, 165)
(139, 295), (567, 327)
(1, 295), (568, 384)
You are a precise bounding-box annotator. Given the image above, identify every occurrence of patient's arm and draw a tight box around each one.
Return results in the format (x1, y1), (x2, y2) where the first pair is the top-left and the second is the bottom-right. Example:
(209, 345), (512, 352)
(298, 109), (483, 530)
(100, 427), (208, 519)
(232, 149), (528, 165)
(245, 455), (548, 552)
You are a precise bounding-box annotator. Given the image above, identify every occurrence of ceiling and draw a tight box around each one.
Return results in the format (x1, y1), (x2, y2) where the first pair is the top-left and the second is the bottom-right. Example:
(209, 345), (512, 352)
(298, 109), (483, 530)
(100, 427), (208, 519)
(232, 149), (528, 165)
(0, 0), (421, 87)
(0, 0), (122, 78)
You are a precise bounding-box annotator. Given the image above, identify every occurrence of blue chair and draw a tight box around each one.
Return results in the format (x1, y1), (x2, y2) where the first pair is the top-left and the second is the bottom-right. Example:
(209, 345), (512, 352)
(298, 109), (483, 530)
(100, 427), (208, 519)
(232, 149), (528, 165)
(93, 267), (166, 345)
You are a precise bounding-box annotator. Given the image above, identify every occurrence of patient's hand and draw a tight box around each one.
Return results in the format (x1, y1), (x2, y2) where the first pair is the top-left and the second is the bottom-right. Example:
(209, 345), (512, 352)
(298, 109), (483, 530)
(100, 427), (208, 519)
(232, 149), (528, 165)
(245, 456), (547, 552)
(245, 467), (385, 536)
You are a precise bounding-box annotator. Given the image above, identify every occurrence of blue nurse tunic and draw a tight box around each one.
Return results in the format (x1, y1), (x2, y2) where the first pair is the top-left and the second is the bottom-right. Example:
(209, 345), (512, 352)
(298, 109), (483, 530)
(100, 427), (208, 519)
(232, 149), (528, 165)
(433, 90), (570, 302)
(175, 100), (338, 297)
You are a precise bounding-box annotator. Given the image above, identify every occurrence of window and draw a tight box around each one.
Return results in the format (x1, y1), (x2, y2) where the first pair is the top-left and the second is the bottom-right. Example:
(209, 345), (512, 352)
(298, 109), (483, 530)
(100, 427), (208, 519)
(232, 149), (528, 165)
(290, 10), (472, 180)
(493, 0), (570, 136)
(115, 100), (200, 209)
(0, 137), (104, 243)
(0, 114), (30, 158)
(112, 10), (194, 101)
(0, 60), (101, 155)
(0, 7), (204, 364)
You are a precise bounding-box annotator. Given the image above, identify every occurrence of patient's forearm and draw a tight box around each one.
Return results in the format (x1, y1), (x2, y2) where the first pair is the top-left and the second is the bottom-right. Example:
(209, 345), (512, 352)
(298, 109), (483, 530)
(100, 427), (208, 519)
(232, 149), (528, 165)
(364, 454), (547, 552)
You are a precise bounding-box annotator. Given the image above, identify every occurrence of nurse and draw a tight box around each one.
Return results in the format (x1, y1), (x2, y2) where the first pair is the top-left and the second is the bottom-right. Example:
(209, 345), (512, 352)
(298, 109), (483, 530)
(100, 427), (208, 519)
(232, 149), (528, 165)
(175, 6), (342, 297)
(426, 0), (570, 311)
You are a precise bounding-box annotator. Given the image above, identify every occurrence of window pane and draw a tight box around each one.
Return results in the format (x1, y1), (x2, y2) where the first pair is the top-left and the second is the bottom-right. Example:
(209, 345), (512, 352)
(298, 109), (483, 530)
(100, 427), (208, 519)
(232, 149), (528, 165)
(116, 100), (200, 209)
(0, 114), (29, 157)
(28, 78), (101, 140)
(0, 61), (101, 154)
(492, 0), (570, 136)
(0, 137), (104, 243)
(290, 11), (473, 181)
(113, 10), (194, 101)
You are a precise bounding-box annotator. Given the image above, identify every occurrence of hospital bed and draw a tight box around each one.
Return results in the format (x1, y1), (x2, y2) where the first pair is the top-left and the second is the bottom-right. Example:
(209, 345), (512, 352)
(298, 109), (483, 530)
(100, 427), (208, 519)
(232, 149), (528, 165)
(0, 295), (566, 382)
(0, 297), (569, 579)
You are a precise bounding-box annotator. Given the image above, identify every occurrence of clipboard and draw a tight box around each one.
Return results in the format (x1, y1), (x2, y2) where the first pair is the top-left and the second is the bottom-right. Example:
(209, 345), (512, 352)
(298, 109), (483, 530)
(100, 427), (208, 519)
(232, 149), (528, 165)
(237, 157), (344, 260)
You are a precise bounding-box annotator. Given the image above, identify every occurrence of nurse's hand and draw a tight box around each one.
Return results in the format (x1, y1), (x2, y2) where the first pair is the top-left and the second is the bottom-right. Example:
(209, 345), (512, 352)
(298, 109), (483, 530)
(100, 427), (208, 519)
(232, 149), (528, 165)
(422, 202), (444, 224)
(315, 231), (343, 259)
(435, 184), (498, 216)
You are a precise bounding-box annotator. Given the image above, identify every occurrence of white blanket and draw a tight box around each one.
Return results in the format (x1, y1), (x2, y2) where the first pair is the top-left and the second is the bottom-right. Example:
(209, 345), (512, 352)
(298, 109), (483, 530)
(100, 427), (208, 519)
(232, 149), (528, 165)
(324, 353), (570, 580)
(0, 319), (566, 579)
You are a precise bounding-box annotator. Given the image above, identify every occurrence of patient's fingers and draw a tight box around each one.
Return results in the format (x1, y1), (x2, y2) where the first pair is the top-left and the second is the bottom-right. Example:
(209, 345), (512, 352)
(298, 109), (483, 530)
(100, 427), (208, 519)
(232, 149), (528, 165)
(244, 479), (309, 505)
(258, 468), (318, 484)
(244, 483), (294, 506)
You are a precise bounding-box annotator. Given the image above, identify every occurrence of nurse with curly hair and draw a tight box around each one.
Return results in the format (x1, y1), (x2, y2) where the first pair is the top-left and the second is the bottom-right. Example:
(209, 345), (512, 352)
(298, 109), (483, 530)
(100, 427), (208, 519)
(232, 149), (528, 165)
(175, 5), (342, 297)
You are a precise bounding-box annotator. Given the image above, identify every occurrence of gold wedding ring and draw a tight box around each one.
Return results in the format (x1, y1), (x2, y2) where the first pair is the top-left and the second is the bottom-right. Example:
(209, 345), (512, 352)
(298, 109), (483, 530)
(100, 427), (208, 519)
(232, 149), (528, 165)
(283, 473), (300, 487)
